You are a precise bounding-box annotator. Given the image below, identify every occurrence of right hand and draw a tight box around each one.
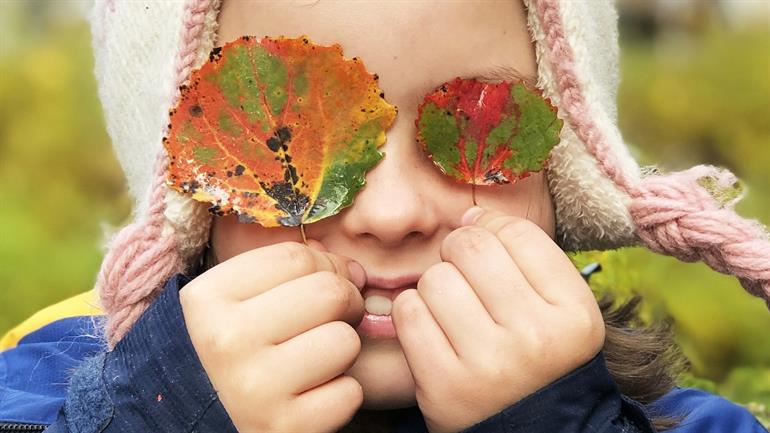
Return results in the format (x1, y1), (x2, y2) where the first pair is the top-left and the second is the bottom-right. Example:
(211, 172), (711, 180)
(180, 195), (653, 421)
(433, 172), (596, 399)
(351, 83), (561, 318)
(180, 241), (367, 433)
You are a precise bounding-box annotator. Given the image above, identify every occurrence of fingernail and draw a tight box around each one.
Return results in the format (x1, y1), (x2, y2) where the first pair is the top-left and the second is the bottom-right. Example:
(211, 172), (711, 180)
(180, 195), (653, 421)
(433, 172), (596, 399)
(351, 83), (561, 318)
(347, 260), (367, 289)
(461, 206), (485, 226)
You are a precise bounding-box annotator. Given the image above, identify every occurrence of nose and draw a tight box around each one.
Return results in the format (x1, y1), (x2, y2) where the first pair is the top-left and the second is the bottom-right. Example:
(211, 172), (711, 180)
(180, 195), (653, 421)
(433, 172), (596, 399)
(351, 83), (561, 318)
(338, 128), (440, 247)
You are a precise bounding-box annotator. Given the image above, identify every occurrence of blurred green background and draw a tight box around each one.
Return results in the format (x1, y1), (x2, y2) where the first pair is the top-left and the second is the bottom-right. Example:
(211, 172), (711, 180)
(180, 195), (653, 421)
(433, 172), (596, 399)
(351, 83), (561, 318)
(1, 0), (768, 419)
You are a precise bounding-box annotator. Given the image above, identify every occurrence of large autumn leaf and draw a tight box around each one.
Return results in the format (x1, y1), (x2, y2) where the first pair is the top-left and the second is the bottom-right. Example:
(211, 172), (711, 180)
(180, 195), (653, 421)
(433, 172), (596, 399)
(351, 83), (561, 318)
(164, 36), (397, 227)
(416, 78), (562, 186)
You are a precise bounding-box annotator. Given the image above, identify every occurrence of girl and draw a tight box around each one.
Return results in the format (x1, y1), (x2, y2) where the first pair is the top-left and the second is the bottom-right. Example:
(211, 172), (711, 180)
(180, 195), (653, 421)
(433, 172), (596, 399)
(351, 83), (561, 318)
(1, 1), (768, 432)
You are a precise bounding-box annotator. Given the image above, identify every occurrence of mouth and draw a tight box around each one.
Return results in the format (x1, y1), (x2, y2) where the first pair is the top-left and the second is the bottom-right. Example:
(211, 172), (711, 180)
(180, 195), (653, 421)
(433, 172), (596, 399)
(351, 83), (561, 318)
(356, 273), (420, 339)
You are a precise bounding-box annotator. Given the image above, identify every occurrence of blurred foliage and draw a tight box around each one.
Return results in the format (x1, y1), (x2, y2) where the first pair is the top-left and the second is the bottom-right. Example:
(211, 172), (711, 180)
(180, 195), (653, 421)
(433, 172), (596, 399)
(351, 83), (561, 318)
(1, 0), (769, 418)
(0, 2), (131, 333)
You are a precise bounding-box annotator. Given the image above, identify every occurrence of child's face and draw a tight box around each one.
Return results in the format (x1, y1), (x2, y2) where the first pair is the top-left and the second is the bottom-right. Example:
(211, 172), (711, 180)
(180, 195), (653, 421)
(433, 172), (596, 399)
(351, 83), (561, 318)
(213, 0), (554, 409)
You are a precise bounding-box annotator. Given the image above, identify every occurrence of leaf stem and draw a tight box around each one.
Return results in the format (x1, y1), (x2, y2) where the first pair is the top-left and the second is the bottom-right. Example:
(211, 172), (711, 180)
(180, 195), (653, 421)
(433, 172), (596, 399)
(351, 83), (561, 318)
(472, 182), (477, 206)
(300, 224), (307, 244)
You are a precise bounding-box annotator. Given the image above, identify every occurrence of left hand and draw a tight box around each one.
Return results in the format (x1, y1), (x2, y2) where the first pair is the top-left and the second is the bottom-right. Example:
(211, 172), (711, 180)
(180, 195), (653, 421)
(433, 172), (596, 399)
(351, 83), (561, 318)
(391, 207), (606, 433)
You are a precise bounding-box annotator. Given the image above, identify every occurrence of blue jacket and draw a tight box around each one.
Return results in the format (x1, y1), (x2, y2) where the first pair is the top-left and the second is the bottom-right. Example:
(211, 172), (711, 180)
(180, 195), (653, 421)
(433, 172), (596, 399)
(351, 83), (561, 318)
(0, 274), (766, 433)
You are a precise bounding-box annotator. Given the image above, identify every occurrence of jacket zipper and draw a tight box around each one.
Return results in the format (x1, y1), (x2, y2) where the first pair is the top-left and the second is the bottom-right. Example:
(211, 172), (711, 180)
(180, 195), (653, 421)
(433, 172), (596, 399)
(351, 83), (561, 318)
(0, 423), (47, 432)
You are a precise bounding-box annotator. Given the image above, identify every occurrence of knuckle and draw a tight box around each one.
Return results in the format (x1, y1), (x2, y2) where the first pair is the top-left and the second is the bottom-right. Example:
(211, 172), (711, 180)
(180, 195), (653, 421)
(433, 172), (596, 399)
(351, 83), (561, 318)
(178, 286), (198, 312)
(316, 271), (352, 308)
(179, 279), (211, 311)
(442, 226), (490, 259)
(518, 320), (552, 357)
(496, 218), (538, 242)
(202, 325), (239, 358)
(328, 321), (361, 353)
(477, 361), (508, 384)
(418, 262), (453, 290)
(281, 241), (317, 275)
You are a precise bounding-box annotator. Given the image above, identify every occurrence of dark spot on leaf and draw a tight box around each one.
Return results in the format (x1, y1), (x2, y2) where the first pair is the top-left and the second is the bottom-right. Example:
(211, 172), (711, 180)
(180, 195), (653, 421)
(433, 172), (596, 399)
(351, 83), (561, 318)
(484, 170), (508, 184)
(189, 105), (203, 117)
(181, 180), (201, 194)
(379, 92), (385, 98)
(208, 204), (225, 217)
(373, 74), (379, 80)
(234, 165), (245, 176)
(284, 165), (299, 184)
(209, 46), (222, 62)
(226, 170), (233, 177)
(276, 126), (291, 143)
(260, 181), (309, 226)
(238, 213), (257, 224)
(267, 136), (281, 152)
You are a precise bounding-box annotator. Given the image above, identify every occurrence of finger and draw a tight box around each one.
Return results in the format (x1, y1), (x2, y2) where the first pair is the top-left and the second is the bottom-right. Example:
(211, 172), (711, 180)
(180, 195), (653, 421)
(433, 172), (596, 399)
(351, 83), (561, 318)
(467, 208), (592, 305)
(416, 262), (499, 357)
(306, 238), (328, 252)
(391, 289), (459, 381)
(275, 321), (360, 394)
(202, 241), (366, 301)
(242, 271), (365, 345)
(440, 226), (544, 324)
(293, 375), (363, 433)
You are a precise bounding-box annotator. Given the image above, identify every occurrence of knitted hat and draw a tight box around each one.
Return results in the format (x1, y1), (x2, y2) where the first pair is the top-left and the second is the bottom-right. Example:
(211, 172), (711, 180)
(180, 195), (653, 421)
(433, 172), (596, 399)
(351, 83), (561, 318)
(88, 0), (770, 346)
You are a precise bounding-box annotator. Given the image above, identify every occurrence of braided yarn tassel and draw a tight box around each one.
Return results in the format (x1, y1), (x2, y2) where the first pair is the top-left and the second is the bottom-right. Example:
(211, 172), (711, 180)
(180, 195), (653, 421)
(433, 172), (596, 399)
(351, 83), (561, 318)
(97, 153), (183, 347)
(97, 0), (216, 348)
(630, 166), (770, 303)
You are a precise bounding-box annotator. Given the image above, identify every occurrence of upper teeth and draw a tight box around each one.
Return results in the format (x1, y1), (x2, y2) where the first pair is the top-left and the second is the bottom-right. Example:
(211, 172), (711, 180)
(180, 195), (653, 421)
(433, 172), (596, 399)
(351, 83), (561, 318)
(365, 295), (392, 316)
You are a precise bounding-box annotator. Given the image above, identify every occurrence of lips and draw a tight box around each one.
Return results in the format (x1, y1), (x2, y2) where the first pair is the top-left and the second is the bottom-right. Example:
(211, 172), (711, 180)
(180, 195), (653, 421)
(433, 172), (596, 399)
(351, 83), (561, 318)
(365, 273), (420, 291)
(355, 273), (419, 339)
(362, 273), (420, 302)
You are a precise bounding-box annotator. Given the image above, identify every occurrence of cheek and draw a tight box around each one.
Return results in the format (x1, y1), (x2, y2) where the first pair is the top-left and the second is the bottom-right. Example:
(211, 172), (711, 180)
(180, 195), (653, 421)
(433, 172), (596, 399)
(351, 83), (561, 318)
(210, 214), (302, 261)
(473, 172), (556, 237)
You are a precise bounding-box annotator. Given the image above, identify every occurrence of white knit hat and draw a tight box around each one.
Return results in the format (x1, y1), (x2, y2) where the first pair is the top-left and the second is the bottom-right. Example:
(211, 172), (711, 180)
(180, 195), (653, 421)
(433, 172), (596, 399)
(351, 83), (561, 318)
(88, 0), (770, 346)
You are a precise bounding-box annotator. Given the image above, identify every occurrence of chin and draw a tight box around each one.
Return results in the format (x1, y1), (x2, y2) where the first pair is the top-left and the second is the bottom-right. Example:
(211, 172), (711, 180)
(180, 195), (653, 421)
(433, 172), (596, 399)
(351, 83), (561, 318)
(346, 337), (418, 410)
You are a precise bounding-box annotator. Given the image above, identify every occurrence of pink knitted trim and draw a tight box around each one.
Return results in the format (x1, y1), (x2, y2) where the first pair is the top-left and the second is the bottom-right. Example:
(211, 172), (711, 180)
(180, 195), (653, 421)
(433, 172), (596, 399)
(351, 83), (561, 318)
(98, 0), (217, 347)
(535, 0), (770, 302)
(173, 0), (215, 105)
(534, 0), (637, 194)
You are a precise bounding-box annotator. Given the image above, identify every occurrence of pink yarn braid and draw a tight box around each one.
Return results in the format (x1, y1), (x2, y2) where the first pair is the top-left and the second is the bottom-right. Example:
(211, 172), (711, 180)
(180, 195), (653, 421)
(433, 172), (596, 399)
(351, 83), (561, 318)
(631, 166), (770, 301)
(535, 0), (770, 303)
(98, 0), (216, 347)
